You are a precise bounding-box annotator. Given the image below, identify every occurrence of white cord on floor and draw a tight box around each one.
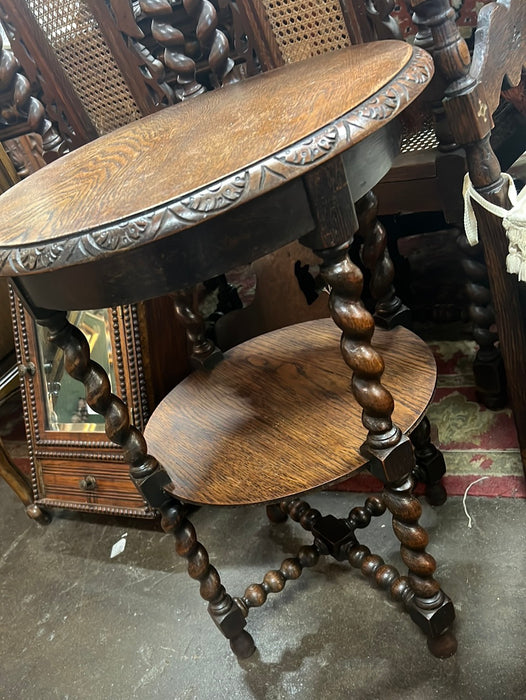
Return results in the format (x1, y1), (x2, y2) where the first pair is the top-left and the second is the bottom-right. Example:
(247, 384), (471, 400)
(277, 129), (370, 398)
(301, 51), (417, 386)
(462, 476), (490, 528)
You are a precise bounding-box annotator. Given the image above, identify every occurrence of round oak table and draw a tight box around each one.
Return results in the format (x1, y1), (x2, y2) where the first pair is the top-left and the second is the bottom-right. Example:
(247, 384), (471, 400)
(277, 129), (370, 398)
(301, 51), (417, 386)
(0, 41), (456, 660)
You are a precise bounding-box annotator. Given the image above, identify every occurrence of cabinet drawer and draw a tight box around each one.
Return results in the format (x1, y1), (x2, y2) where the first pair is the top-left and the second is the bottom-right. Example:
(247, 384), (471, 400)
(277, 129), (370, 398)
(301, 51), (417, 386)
(39, 459), (148, 512)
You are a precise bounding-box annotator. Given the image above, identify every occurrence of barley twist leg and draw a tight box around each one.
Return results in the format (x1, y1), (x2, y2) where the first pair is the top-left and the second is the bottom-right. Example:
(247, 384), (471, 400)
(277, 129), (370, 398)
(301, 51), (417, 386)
(383, 476), (456, 657)
(37, 310), (253, 658)
(305, 229), (455, 655)
(356, 190), (410, 329)
(172, 289), (223, 369)
(161, 502), (255, 658)
(410, 417), (447, 506)
(457, 233), (506, 409)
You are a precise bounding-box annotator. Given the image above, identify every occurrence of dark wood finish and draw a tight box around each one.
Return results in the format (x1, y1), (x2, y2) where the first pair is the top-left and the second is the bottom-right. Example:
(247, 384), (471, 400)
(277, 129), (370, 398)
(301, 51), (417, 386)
(414, 0), (526, 473)
(456, 232), (506, 409)
(356, 189), (411, 329)
(149, 320), (436, 506)
(0, 42), (418, 257)
(410, 416), (447, 505)
(9, 285), (188, 519)
(0, 0), (96, 148)
(0, 37), (456, 659)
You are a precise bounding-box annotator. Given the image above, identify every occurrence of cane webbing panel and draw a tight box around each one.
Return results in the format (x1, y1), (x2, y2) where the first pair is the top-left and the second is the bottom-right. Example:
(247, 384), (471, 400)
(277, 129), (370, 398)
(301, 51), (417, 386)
(262, 0), (351, 63)
(400, 119), (439, 153)
(26, 0), (141, 135)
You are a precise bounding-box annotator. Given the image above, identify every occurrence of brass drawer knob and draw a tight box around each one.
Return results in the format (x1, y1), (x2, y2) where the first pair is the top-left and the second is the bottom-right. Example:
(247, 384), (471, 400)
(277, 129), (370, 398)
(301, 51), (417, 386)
(18, 362), (36, 377)
(79, 475), (97, 491)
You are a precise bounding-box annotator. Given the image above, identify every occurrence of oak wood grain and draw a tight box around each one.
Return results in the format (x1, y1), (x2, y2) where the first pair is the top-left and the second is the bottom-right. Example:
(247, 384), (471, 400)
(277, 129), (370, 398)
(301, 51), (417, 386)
(146, 318), (437, 506)
(0, 41), (421, 255)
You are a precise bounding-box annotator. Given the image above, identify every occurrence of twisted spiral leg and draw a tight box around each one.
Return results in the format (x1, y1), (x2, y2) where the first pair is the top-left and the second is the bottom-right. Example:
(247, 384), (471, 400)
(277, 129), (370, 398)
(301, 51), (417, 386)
(0, 37), (66, 160)
(183, 0), (235, 85)
(457, 233), (506, 409)
(410, 417), (447, 506)
(316, 242), (415, 483)
(172, 289), (223, 369)
(356, 190), (410, 330)
(162, 502), (255, 658)
(38, 310), (252, 657)
(382, 476), (456, 657)
(141, 0), (206, 101)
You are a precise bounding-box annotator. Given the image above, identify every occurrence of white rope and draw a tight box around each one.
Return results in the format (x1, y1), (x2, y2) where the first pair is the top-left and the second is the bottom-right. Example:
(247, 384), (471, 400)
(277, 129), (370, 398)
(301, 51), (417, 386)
(462, 476), (490, 529)
(463, 172), (526, 281)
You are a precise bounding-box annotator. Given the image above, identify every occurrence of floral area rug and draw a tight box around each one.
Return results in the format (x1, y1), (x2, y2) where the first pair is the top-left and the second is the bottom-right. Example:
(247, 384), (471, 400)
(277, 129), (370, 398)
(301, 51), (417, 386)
(334, 339), (526, 498)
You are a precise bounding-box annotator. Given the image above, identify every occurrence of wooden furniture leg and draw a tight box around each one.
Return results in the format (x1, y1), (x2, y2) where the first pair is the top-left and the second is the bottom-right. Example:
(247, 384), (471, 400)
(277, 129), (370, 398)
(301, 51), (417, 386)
(410, 416), (447, 506)
(35, 308), (254, 659)
(456, 233), (507, 409)
(356, 189), (411, 329)
(301, 159), (455, 656)
(355, 191), (448, 503)
(172, 289), (222, 369)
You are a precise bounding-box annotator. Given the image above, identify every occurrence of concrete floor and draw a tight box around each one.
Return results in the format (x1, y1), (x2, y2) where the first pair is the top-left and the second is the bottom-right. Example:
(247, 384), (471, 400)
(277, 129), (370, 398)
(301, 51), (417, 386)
(0, 480), (524, 699)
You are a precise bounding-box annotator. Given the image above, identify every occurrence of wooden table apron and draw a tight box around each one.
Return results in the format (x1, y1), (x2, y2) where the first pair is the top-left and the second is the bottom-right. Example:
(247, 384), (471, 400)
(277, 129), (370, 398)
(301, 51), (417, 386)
(10, 123), (400, 312)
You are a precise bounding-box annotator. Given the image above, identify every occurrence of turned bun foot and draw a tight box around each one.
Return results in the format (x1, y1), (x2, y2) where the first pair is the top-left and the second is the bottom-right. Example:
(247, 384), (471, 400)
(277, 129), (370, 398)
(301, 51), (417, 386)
(230, 630), (256, 659)
(26, 504), (51, 525)
(427, 629), (457, 659)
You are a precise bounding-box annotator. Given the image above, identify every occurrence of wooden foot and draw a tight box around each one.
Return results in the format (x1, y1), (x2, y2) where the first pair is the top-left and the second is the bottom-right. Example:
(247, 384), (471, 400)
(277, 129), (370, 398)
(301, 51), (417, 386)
(26, 503), (51, 525)
(230, 630), (256, 659)
(473, 347), (507, 411)
(427, 628), (458, 659)
(383, 476), (456, 648)
(0, 437), (51, 522)
(410, 417), (447, 506)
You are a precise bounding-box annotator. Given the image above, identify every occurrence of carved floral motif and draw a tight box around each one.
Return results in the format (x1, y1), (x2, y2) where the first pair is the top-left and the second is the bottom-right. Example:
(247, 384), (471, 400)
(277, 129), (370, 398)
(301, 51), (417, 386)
(0, 48), (434, 276)
(280, 127), (339, 166)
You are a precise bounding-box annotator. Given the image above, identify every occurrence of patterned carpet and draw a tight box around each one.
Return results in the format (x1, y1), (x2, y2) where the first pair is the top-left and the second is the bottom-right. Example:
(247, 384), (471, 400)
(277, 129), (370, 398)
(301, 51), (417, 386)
(335, 339), (526, 498)
(1, 338), (525, 502)
(428, 340), (525, 497)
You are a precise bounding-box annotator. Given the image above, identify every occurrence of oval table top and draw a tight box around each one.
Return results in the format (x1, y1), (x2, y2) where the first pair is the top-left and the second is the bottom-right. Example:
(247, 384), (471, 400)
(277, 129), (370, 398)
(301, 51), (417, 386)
(145, 319), (437, 506)
(0, 41), (432, 279)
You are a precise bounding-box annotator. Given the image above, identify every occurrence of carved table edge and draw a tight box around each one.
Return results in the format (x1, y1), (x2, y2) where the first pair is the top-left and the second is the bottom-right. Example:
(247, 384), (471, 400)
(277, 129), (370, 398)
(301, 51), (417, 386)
(0, 48), (433, 277)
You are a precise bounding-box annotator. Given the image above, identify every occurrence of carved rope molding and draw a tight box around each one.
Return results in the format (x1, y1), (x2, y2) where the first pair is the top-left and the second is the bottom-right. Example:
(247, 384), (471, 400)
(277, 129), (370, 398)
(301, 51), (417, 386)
(0, 47), (433, 276)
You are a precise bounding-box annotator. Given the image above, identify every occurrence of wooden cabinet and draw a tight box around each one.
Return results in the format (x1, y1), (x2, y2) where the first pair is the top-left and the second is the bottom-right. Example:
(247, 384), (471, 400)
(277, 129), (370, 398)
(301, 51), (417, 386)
(10, 287), (189, 519)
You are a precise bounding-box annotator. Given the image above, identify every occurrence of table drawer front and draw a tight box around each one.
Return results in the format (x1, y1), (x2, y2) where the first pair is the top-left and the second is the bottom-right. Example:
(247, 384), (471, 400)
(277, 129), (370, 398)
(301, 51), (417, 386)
(40, 459), (147, 511)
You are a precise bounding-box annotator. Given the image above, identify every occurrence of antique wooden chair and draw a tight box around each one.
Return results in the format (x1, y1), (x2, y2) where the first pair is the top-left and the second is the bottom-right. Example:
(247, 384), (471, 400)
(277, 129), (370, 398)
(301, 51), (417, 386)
(419, 0), (526, 473)
(237, 0), (525, 414)
(0, 3), (461, 661)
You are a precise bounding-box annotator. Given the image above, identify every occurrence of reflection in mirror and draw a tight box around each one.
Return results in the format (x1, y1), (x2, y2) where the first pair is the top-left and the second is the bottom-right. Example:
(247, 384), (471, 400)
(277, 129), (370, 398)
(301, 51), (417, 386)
(37, 309), (117, 432)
